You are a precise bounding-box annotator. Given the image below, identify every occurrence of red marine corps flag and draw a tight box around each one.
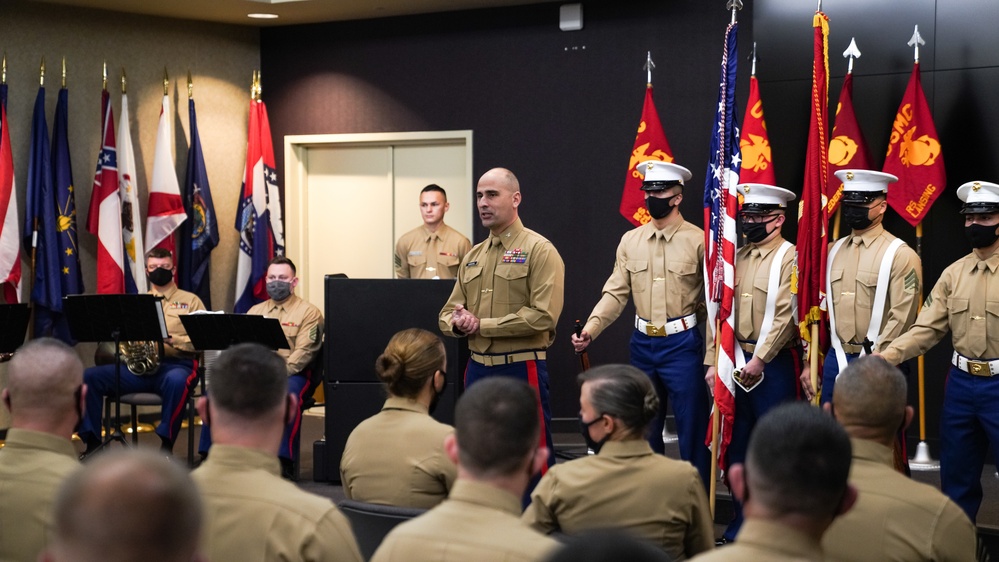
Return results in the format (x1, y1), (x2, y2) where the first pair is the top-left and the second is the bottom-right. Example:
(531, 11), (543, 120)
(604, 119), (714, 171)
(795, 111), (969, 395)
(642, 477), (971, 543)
(796, 8), (831, 399)
(883, 26), (945, 226)
(738, 45), (776, 185)
(827, 39), (874, 215)
(620, 52), (674, 227)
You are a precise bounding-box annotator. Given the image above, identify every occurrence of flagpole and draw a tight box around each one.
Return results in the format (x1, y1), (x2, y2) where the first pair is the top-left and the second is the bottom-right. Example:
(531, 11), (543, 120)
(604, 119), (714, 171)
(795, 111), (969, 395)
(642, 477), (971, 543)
(30, 58), (44, 321)
(643, 51), (654, 87)
(833, 39), (861, 240)
(187, 70), (193, 99)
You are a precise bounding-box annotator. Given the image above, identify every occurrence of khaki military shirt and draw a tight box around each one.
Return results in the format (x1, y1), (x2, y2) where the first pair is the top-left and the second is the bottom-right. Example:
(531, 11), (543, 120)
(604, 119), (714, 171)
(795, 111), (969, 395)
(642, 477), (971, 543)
(583, 217), (704, 340)
(248, 294), (324, 375)
(192, 444), (362, 562)
(823, 439), (975, 562)
(690, 519), (821, 561)
(340, 396), (456, 509)
(705, 236), (797, 365)
(0, 428), (81, 562)
(372, 480), (559, 562)
(523, 440), (713, 560)
(439, 218), (565, 354)
(152, 285), (205, 356)
(396, 223), (472, 280)
(829, 224), (922, 352)
(883, 249), (999, 364)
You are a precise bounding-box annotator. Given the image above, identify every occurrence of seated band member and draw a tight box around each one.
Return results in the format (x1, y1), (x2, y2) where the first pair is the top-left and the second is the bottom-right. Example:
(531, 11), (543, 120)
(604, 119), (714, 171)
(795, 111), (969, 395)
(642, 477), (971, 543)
(341, 328), (456, 509)
(78, 248), (204, 455)
(200, 256), (323, 478)
(523, 364), (714, 560)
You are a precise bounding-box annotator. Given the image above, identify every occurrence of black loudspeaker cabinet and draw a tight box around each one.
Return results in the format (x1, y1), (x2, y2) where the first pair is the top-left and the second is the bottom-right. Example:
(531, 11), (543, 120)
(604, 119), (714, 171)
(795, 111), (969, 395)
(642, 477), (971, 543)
(321, 277), (469, 483)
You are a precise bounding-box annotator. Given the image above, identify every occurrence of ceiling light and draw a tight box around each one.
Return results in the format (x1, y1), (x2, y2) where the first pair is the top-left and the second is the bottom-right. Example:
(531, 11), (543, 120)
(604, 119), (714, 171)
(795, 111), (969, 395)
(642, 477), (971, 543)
(248, 13), (279, 19)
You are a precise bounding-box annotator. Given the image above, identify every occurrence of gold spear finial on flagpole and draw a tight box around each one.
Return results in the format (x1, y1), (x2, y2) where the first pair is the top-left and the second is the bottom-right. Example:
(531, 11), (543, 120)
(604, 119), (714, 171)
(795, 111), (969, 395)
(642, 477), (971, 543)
(843, 37), (861, 74)
(643, 51), (654, 87)
(908, 25), (925, 64)
(40, 57), (45, 87)
(163, 67), (169, 96)
(102, 60), (107, 91)
(726, 0), (742, 24)
(187, 70), (193, 99)
(61, 57), (66, 88)
(121, 67), (127, 94)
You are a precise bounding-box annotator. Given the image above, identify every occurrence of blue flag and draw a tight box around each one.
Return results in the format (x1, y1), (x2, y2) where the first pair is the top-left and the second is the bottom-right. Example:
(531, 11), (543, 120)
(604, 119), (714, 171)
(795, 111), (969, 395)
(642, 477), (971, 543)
(51, 87), (84, 304)
(23, 86), (70, 341)
(178, 98), (218, 308)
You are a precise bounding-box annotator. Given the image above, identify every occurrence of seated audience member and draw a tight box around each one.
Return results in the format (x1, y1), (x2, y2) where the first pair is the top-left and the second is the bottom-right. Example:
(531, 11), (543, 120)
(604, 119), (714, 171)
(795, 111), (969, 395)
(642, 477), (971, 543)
(41, 449), (204, 562)
(191, 343), (362, 562)
(545, 530), (674, 562)
(823, 356), (975, 562)
(523, 364), (713, 560)
(341, 328), (456, 508)
(372, 377), (559, 562)
(691, 402), (856, 561)
(0, 338), (84, 561)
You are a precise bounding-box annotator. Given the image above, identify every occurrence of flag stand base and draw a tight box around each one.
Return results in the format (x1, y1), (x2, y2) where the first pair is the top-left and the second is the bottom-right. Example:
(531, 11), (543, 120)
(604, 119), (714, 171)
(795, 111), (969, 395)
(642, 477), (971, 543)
(909, 440), (940, 471)
(663, 428), (679, 444)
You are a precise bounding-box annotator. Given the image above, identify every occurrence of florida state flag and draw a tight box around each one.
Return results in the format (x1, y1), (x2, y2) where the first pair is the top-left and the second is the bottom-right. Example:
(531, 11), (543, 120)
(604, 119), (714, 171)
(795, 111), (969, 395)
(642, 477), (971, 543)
(883, 62), (945, 226)
(738, 75), (776, 184)
(619, 86), (673, 226)
(827, 73), (873, 214)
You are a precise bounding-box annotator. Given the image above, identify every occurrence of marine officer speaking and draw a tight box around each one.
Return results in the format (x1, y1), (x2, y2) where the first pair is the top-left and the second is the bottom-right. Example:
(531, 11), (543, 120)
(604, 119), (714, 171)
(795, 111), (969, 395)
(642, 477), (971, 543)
(572, 160), (710, 487)
(879, 180), (999, 523)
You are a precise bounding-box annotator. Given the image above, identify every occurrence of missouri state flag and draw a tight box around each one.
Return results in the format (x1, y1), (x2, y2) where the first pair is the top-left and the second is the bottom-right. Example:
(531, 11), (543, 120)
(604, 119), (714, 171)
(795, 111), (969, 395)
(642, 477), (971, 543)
(883, 62), (945, 226)
(620, 86), (673, 226)
(234, 95), (284, 313)
(827, 73), (873, 214)
(86, 90), (125, 294)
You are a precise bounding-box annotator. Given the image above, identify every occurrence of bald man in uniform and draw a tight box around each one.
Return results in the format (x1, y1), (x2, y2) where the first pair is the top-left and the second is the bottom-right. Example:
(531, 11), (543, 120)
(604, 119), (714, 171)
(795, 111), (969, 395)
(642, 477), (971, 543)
(396, 184), (471, 279)
(440, 167), (565, 481)
(372, 377), (559, 562)
(573, 160), (709, 486)
(823, 356), (975, 562)
(802, 169), (922, 404)
(41, 449), (204, 562)
(192, 343), (362, 562)
(691, 403), (857, 561)
(704, 183), (801, 543)
(78, 247), (204, 456)
(880, 180), (999, 523)
(0, 338), (84, 562)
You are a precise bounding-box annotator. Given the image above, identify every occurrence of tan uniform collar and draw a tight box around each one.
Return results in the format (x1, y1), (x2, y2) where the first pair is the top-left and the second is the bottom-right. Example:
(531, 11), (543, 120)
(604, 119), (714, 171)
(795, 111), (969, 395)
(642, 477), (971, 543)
(966, 248), (999, 274)
(848, 223), (885, 248)
(447, 479), (523, 517)
(151, 284), (180, 301)
(748, 234), (787, 258)
(422, 223), (448, 242)
(263, 293), (301, 313)
(3, 428), (78, 458)
(595, 439), (655, 458)
(736, 518), (823, 559)
(644, 216), (685, 243)
(202, 444), (282, 476)
(849, 437), (894, 468)
(489, 218), (525, 250)
(382, 396), (430, 415)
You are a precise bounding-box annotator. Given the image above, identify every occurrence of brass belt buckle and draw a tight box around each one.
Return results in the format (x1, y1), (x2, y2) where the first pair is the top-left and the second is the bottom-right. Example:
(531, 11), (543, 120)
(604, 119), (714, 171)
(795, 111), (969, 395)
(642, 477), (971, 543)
(969, 361), (987, 375)
(646, 324), (664, 337)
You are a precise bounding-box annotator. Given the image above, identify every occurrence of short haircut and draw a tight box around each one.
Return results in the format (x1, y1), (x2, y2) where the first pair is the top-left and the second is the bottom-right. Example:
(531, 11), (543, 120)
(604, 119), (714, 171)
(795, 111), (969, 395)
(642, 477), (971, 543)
(146, 247), (173, 262)
(421, 184), (447, 199)
(746, 402), (852, 518)
(578, 364), (658, 439)
(455, 377), (539, 478)
(208, 343), (288, 418)
(833, 355), (907, 440)
(375, 328), (445, 399)
(49, 450), (202, 562)
(267, 255), (296, 275)
(8, 337), (82, 413)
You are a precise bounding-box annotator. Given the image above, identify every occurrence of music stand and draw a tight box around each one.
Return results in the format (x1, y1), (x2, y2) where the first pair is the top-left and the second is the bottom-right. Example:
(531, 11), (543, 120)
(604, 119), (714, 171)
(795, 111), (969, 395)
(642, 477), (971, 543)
(64, 294), (168, 453)
(180, 313), (289, 352)
(0, 304), (30, 360)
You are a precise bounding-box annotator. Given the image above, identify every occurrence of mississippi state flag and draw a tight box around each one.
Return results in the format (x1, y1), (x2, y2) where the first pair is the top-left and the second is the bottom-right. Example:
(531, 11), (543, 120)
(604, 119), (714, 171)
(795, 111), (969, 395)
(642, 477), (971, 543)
(234, 97), (284, 313)
(86, 90), (125, 294)
(145, 94), (187, 255)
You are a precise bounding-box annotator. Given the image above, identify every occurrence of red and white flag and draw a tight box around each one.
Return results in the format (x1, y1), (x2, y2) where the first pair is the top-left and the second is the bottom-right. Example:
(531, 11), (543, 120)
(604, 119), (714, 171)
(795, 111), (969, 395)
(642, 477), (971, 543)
(86, 90), (125, 294)
(0, 95), (21, 303)
(118, 92), (146, 293)
(145, 94), (187, 254)
(738, 74), (776, 185)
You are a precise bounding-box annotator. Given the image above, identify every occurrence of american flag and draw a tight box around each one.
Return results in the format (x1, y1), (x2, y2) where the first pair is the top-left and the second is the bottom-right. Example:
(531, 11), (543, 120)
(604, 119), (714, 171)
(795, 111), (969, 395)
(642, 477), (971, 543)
(703, 19), (741, 472)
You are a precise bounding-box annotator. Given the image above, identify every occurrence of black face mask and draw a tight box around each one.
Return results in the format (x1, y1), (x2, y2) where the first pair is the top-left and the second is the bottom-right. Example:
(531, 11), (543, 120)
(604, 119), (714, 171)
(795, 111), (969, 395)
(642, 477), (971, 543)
(147, 267), (173, 287)
(646, 194), (678, 220)
(579, 414), (608, 454)
(428, 370), (447, 415)
(965, 223), (999, 249)
(842, 204), (875, 231)
(741, 215), (779, 244)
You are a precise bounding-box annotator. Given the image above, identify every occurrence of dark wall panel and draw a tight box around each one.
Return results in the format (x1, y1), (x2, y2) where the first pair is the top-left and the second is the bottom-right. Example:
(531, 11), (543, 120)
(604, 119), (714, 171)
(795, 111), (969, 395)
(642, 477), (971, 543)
(262, 1), (754, 419)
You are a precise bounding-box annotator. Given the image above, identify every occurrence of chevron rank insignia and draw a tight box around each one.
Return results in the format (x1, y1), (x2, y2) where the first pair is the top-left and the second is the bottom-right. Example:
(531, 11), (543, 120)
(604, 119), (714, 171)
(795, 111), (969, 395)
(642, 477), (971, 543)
(904, 268), (919, 294)
(310, 325), (319, 342)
